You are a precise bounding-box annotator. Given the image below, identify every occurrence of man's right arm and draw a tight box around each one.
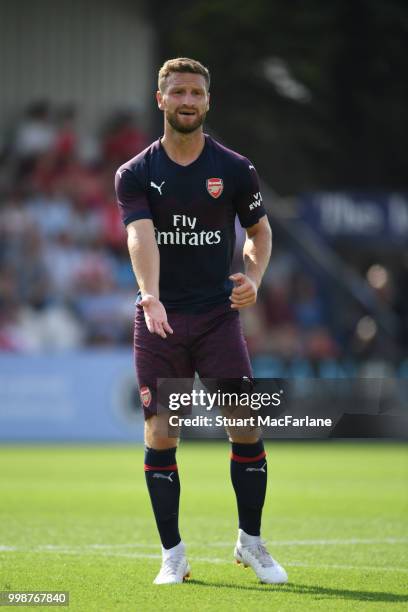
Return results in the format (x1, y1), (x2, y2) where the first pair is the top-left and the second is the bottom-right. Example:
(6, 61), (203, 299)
(127, 219), (173, 339)
(127, 219), (160, 299)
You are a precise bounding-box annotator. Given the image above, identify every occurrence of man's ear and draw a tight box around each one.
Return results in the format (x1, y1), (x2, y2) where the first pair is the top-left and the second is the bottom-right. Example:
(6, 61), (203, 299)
(206, 91), (210, 111)
(156, 90), (164, 110)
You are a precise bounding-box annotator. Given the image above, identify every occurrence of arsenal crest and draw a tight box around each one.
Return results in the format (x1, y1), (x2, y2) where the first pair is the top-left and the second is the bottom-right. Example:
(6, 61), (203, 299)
(206, 178), (223, 199)
(140, 385), (152, 408)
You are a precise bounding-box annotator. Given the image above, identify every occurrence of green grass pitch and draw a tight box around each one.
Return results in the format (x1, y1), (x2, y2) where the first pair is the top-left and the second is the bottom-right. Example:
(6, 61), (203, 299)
(0, 442), (407, 611)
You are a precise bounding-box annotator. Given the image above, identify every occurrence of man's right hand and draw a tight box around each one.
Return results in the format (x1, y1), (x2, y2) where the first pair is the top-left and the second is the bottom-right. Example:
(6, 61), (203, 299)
(140, 294), (174, 339)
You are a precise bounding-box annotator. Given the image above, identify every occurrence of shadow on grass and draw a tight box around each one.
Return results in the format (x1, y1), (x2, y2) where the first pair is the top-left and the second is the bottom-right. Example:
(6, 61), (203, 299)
(186, 580), (408, 603)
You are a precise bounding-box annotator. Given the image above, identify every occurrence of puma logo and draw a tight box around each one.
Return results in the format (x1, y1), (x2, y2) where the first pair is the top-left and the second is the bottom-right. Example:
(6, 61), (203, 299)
(153, 471), (174, 482)
(150, 180), (165, 195)
(246, 462), (266, 473)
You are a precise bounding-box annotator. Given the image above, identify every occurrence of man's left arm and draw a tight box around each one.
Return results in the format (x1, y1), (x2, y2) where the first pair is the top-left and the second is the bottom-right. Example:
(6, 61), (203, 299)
(230, 215), (272, 309)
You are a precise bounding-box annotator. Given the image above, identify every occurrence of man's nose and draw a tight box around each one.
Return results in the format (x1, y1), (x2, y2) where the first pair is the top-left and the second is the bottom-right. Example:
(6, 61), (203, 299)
(181, 93), (195, 106)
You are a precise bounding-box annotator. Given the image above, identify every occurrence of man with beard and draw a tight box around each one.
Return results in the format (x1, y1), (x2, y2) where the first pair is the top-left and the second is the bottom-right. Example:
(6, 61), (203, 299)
(115, 58), (287, 585)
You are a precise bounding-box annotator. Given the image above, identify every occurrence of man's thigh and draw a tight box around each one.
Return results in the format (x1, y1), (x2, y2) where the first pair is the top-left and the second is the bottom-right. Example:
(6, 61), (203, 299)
(190, 304), (258, 440)
(191, 303), (253, 379)
(134, 305), (195, 420)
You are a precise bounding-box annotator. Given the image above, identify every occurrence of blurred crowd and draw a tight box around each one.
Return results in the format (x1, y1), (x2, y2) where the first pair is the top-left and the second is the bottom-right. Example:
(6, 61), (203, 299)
(239, 247), (407, 365)
(0, 101), (406, 363)
(0, 101), (148, 351)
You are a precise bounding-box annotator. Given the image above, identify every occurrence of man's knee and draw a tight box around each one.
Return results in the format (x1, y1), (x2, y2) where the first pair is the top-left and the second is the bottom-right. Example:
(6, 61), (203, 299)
(144, 415), (179, 449)
(222, 404), (262, 443)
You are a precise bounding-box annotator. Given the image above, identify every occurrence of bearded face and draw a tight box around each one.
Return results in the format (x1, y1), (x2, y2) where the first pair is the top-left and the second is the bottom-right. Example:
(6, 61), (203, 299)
(165, 106), (207, 134)
(158, 72), (210, 135)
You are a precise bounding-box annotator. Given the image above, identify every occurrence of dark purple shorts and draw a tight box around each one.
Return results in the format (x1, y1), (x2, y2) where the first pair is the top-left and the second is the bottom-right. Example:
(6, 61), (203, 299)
(134, 301), (253, 419)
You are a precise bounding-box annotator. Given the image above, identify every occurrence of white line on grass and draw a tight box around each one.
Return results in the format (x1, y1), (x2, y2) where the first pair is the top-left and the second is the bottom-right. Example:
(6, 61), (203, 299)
(46, 537), (408, 549)
(1, 543), (408, 574)
(286, 562), (408, 574)
(26, 537), (408, 550)
(207, 537), (408, 547)
(35, 550), (408, 574)
(1, 537), (407, 553)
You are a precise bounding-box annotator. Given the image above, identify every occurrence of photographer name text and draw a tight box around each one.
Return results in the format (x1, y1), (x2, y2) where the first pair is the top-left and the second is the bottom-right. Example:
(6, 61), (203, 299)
(168, 415), (333, 428)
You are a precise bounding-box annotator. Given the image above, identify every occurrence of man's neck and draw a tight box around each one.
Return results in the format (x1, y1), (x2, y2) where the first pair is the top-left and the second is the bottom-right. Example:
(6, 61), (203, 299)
(161, 128), (205, 166)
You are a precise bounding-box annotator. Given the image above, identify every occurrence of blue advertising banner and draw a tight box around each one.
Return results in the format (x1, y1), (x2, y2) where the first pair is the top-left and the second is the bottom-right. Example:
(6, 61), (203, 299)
(0, 350), (144, 442)
(299, 192), (408, 243)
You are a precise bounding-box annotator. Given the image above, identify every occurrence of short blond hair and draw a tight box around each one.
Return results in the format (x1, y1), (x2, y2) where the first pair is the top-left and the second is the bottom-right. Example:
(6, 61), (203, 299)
(158, 57), (210, 92)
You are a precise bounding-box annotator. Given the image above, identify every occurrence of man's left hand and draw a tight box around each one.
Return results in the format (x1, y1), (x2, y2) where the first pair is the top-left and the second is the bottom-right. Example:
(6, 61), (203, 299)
(229, 273), (258, 309)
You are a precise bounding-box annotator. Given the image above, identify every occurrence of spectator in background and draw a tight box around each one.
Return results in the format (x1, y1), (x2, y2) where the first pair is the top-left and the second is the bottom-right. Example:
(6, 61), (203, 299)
(292, 274), (324, 329)
(12, 229), (50, 308)
(25, 185), (74, 240)
(54, 104), (78, 162)
(41, 230), (83, 297)
(103, 110), (148, 167)
(13, 101), (56, 159)
(0, 190), (33, 253)
(256, 248), (301, 357)
(72, 246), (134, 344)
(70, 194), (104, 246)
(291, 273), (338, 359)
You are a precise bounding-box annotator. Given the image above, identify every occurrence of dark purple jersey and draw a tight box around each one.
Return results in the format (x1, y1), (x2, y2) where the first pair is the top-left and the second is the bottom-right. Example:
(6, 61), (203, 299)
(115, 134), (266, 312)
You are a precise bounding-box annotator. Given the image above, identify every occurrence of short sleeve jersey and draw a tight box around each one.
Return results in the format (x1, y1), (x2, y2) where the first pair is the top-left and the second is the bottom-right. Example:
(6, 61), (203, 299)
(115, 134), (266, 312)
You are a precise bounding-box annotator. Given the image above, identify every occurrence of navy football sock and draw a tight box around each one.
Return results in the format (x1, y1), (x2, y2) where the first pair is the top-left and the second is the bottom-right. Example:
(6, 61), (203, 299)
(144, 447), (181, 550)
(230, 440), (267, 536)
